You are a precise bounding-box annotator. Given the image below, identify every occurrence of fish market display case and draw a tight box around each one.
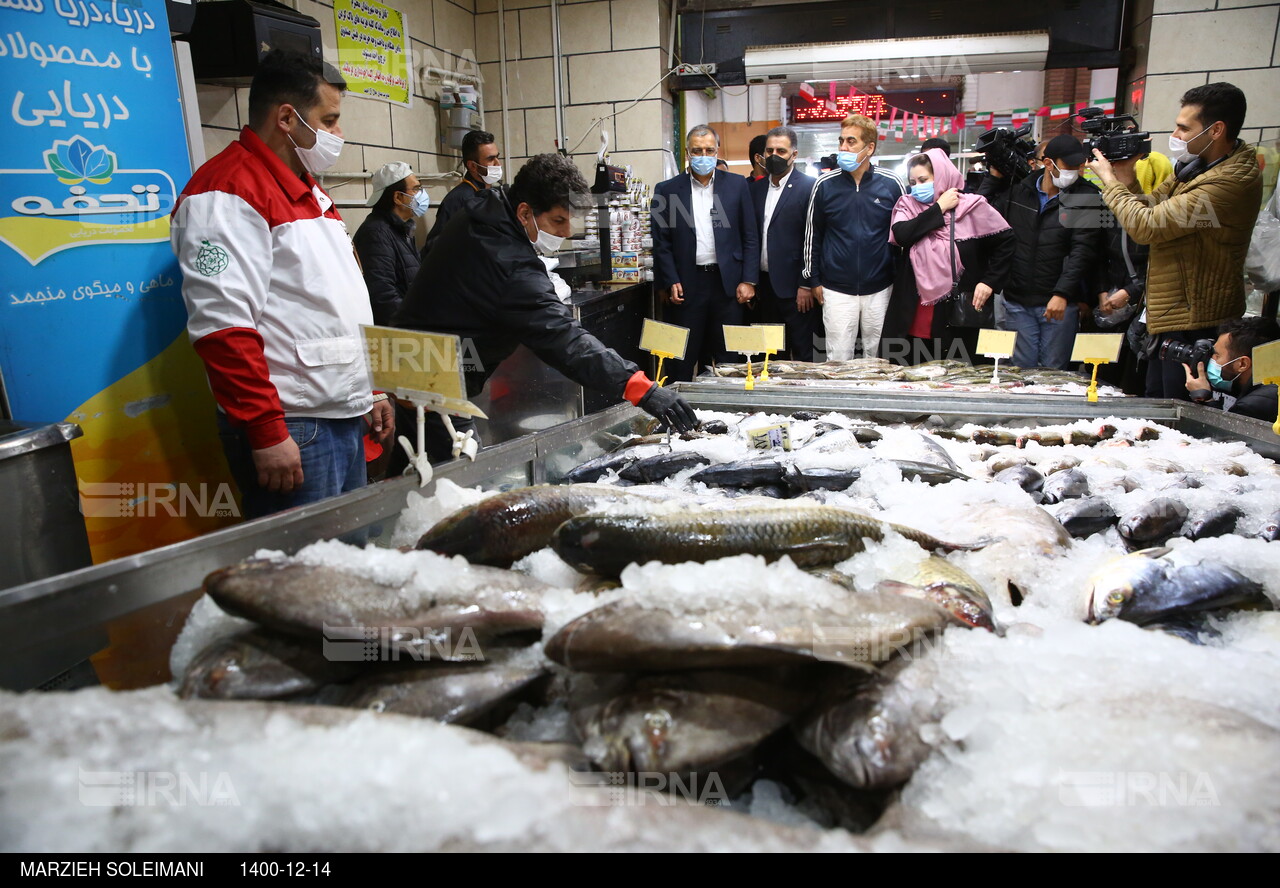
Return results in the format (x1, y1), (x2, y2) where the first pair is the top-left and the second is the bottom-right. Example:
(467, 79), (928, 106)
(0, 388), (1276, 691)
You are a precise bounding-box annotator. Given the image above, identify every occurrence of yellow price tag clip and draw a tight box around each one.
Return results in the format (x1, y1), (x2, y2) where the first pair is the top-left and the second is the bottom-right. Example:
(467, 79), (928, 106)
(753, 324), (785, 381)
(1070, 334), (1124, 404)
(724, 326), (771, 391)
(640, 320), (689, 387)
(1251, 341), (1280, 435)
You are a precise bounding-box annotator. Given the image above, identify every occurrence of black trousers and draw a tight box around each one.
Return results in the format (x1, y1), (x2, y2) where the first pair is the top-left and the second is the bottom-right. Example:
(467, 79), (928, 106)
(661, 265), (744, 381)
(758, 271), (823, 362)
(1145, 326), (1219, 399)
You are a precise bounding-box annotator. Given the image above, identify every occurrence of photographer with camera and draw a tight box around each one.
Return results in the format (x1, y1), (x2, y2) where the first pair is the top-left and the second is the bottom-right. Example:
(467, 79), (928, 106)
(991, 135), (1102, 369)
(1180, 317), (1280, 421)
(1088, 82), (1262, 400)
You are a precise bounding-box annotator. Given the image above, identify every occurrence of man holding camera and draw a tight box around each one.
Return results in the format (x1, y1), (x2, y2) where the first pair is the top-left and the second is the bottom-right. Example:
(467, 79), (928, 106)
(1182, 317), (1279, 421)
(1088, 82), (1261, 399)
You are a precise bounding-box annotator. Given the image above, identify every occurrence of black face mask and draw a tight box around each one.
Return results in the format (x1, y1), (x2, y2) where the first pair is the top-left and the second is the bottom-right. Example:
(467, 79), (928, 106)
(765, 154), (790, 176)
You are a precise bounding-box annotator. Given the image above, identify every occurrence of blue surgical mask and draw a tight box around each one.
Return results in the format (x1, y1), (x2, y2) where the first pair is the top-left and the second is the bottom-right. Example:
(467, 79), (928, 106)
(1206, 356), (1242, 392)
(690, 155), (717, 176)
(837, 150), (867, 172)
(406, 190), (430, 218)
(911, 182), (935, 204)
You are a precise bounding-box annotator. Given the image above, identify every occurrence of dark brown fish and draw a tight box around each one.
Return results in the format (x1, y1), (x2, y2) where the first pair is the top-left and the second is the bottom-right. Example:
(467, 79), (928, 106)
(1117, 497), (1189, 545)
(795, 658), (935, 790)
(544, 592), (954, 672)
(330, 655), (547, 725)
(571, 669), (815, 775)
(204, 559), (547, 647)
(416, 484), (658, 566)
(1181, 504), (1241, 540)
(179, 629), (359, 700)
(551, 505), (987, 576)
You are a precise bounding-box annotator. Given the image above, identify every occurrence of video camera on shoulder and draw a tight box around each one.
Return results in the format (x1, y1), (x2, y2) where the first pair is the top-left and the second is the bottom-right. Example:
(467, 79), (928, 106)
(1077, 107), (1152, 161)
(1160, 338), (1214, 378)
(973, 123), (1038, 182)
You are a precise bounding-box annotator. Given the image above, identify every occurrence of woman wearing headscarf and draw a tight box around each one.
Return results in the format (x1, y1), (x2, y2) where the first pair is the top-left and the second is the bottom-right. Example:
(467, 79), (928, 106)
(882, 148), (1014, 365)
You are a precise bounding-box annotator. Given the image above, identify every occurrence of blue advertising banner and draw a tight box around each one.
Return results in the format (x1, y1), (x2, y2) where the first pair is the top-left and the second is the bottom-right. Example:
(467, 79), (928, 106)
(1, 0), (239, 562)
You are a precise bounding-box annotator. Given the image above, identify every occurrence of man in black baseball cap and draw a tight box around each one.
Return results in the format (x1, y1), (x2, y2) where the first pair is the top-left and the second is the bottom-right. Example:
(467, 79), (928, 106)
(994, 134), (1102, 368)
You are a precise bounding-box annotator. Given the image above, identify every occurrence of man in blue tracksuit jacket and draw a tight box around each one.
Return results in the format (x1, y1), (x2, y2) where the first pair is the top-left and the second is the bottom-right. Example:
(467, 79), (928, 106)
(800, 113), (905, 360)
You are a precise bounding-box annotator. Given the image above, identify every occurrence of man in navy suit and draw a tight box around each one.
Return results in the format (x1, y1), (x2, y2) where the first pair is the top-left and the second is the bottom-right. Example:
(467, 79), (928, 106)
(749, 125), (820, 361)
(651, 125), (760, 381)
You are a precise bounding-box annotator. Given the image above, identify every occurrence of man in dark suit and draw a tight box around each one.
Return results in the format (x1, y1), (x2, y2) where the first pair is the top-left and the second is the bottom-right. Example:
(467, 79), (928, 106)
(651, 124), (760, 381)
(750, 125), (820, 360)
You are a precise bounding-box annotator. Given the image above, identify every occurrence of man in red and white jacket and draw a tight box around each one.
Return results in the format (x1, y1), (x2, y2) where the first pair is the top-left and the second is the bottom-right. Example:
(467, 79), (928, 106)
(171, 51), (393, 519)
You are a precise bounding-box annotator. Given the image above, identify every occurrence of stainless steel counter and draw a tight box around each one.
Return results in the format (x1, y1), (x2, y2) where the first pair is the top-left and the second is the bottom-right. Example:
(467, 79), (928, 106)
(2, 387), (1276, 690)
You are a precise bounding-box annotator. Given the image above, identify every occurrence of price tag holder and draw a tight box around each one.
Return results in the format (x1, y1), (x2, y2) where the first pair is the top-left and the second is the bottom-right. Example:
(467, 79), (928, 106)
(753, 324), (786, 379)
(747, 422), (792, 452)
(723, 325), (771, 390)
(1070, 333), (1124, 403)
(977, 329), (1017, 384)
(362, 326), (488, 486)
(639, 319), (689, 387)
(1252, 340), (1280, 435)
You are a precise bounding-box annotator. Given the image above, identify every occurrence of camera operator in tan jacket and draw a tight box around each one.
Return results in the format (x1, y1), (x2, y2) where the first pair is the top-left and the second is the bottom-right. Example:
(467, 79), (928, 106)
(1089, 82), (1261, 400)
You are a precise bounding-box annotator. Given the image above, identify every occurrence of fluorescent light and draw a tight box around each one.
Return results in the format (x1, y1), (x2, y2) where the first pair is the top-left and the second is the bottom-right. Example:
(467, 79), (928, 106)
(745, 31), (1049, 84)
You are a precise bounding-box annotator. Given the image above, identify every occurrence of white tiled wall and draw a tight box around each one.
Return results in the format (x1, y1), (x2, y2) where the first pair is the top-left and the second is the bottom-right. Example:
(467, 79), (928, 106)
(1127, 0), (1280, 149)
(475, 0), (675, 191)
(192, 0), (477, 242)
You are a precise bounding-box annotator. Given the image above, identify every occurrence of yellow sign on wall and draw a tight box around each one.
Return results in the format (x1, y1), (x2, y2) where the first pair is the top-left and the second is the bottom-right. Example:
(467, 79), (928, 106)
(334, 0), (412, 107)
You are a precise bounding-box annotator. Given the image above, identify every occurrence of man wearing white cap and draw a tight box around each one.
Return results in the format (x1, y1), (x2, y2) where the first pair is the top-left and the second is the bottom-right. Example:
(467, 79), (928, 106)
(353, 161), (428, 325)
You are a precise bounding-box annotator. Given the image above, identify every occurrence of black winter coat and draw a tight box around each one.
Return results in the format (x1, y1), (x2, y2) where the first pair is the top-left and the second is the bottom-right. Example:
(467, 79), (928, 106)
(1229, 382), (1279, 422)
(883, 202), (1015, 342)
(996, 174), (1103, 308)
(394, 189), (640, 400)
(352, 209), (420, 326)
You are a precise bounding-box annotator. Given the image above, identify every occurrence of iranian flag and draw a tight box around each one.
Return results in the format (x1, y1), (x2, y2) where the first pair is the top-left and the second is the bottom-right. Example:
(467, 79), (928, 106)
(1092, 97), (1116, 116)
(1011, 108), (1030, 127)
(974, 111), (993, 130)
(894, 119), (904, 142)
(1049, 104), (1072, 119)
(952, 112), (966, 132)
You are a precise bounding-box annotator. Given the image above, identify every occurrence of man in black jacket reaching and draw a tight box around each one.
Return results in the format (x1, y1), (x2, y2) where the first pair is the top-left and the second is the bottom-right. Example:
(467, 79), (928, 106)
(394, 153), (696, 463)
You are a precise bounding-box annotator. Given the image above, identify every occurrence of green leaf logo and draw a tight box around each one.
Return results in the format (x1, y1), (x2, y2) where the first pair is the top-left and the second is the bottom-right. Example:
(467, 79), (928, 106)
(43, 136), (117, 185)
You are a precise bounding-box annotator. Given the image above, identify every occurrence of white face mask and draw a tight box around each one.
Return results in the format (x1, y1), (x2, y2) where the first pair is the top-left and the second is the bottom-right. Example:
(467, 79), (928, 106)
(477, 163), (502, 185)
(1168, 124), (1213, 164)
(1051, 168), (1079, 189)
(289, 112), (343, 175)
(525, 214), (563, 255)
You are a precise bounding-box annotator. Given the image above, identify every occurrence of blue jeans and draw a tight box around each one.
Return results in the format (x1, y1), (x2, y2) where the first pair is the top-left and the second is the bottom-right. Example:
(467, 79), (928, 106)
(1002, 299), (1079, 370)
(217, 414), (367, 520)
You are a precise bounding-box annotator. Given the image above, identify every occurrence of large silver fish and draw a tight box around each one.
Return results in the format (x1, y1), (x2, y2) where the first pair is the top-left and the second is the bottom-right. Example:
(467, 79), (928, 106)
(1084, 548), (1270, 625)
(551, 504), (987, 576)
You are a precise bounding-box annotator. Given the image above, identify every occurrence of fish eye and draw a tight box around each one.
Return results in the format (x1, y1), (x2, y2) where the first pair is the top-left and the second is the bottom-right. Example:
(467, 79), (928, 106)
(1107, 591), (1125, 604)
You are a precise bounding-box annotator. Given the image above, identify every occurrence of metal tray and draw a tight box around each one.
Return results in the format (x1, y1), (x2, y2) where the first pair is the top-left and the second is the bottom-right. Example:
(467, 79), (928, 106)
(1, 387), (1275, 689)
